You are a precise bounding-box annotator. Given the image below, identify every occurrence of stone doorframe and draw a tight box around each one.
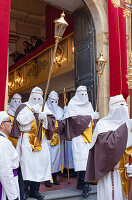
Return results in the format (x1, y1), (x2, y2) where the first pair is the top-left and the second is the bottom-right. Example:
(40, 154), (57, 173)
(84, 0), (109, 118)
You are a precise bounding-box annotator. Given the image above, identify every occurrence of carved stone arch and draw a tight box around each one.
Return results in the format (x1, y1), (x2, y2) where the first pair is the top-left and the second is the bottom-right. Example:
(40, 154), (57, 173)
(83, 0), (109, 116)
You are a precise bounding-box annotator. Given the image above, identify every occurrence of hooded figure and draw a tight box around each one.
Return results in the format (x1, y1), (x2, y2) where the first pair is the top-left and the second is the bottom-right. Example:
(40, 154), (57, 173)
(8, 93), (22, 147)
(12, 87), (51, 200)
(85, 95), (132, 200)
(43, 91), (64, 187)
(63, 85), (99, 198)
(0, 111), (19, 200)
(8, 93), (22, 117)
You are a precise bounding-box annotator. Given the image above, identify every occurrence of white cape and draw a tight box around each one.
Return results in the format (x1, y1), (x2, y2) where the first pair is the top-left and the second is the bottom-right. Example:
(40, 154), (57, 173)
(91, 96), (131, 200)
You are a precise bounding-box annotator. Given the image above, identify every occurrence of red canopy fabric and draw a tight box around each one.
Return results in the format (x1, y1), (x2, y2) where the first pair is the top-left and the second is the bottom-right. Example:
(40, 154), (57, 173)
(0, 0), (11, 110)
(108, 0), (128, 100)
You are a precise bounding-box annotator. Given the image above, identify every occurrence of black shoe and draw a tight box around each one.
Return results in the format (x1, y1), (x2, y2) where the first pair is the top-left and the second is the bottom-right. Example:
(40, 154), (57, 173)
(29, 192), (44, 200)
(62, 169), (77, 178)
(82, 183), (91, 198)
(77, 177), (84, 190)
(45, 180), (52, 187)
(53, 177), (60, 185)
(77, 181), (84, 190)
(69, 171), (77, 177)
(52, 173), (60, 185)
(23, 193), (29, 200)
(77, 171), (85, 190)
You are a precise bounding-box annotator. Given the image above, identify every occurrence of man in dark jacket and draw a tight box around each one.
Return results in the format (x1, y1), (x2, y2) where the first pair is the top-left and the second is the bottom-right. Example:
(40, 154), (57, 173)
(31, 36), (43, 50)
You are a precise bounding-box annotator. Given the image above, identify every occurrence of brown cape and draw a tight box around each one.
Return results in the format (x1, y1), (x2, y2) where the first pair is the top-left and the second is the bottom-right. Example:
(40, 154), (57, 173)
(10, 104), (27, 138)
(85, 123), (128, 182)
(47, 114), (64, 140)
(34, 112), (42, 142)
(65, 115), (91, 139)
(10, 104), (42, 141)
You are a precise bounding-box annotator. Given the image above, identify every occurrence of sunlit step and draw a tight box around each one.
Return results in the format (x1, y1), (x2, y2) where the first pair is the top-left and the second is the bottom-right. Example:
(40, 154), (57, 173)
(28, 185), (97, 200)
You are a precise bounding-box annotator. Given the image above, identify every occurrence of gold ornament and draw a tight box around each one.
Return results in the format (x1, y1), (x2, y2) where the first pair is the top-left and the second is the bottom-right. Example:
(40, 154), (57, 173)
(123, 7), (131, 17)
(111, 0), (131, 17)
(127, 51), (132, 89)
(111, 0), (120, 8)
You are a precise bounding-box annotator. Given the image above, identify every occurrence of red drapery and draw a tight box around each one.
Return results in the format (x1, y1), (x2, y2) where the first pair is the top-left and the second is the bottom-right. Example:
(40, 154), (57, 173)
(108, 0), (128, 100)
(0, 0), (11, 110)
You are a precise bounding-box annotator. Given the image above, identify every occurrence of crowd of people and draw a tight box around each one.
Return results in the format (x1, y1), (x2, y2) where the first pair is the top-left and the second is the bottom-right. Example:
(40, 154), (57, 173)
(0, 85), (132, 200)
(10, 36), (43, 63)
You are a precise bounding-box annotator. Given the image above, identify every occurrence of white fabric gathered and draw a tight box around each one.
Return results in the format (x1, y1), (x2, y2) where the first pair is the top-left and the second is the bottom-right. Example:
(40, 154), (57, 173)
(42, 105), (52, 129)
(43, 91), (63, 129)
(28, 86), (43, 108)
(45, 91), (63, 120)
(0, 111), (9, 125)
(0, 131), (19, 200)
(8, 93), (22, 116)
(63, 85), (99, 121)
(126, 119), (132, 130)
(125, 162), (132, 177)
(90, 94), (132, 149)
(17, 87), (44, 132)
(16, 106), (33, 132)
(17, 106), (34, 125)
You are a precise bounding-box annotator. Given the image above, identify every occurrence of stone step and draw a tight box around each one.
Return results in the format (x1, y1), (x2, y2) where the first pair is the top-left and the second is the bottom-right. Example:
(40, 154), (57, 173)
(28, 185), (97, 200)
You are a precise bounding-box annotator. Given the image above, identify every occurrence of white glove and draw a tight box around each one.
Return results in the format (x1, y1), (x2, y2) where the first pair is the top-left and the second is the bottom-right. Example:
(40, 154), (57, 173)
(91, 112), (99, 120)
(126, 119), (132, 131)
(31, 104), (41, 114)
(38, 112), (46, 121)
(125, 163), (132, 177)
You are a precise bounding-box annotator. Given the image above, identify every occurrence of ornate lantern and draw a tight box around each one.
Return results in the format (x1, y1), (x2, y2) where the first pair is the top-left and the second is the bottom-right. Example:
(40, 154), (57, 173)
(96, 52), (107, 76)
(54, 12), (68, 41)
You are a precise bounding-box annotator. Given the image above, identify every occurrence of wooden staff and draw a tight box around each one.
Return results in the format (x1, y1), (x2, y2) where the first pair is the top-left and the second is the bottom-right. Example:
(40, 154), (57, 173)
(128, 153), (132, 200)
(64, 88), (70, 184)
(36, 12), (68, 137)
(37, 38), (59, 135)
(60, 134), (64, 173)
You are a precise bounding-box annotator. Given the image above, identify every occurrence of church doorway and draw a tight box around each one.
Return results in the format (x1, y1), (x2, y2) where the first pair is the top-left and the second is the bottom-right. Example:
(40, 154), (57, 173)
(9, 0), (97, 196)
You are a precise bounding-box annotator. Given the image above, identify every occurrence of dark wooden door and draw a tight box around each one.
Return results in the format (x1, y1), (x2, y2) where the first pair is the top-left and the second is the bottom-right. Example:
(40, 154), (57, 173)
(73, 7), (96, 108)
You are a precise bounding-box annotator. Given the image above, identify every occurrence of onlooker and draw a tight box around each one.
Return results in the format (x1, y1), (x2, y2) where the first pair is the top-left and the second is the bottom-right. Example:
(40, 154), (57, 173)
(10, 51), (24, 63)
(31, 36), (43, 50)
(14, 51), (24, 62)
(23, 41), (33, 55)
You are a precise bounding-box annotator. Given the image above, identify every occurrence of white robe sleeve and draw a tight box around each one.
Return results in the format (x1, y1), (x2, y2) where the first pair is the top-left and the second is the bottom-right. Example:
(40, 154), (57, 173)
(126, 120), (132, 148)
(0, 139), (19, 200)
(42, 114), (48, 129)
(16, 106), (34, 132)
(42, 105), (52, 129)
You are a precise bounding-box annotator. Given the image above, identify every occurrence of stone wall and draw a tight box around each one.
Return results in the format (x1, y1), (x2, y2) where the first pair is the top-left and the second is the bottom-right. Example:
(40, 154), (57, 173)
(84, 0), (110, 118)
